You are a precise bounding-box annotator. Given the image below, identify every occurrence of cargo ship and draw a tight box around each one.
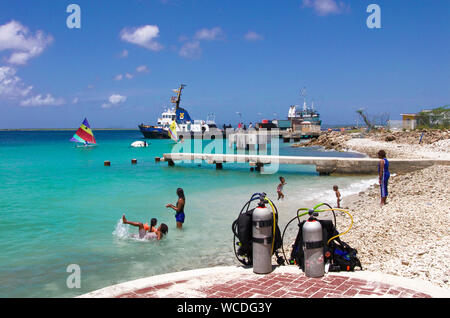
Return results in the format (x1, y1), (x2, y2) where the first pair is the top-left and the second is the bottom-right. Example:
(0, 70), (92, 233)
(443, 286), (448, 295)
(271, 88), (322, 134)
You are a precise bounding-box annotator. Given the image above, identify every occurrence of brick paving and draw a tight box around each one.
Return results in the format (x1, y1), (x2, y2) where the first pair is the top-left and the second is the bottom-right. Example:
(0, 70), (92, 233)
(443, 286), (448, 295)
(115, 272), (432, 298)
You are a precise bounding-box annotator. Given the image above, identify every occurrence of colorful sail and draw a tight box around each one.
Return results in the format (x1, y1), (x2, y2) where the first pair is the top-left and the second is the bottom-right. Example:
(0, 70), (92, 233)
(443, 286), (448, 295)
(70, 118), (96, 144)
(168, 120), (178, 142)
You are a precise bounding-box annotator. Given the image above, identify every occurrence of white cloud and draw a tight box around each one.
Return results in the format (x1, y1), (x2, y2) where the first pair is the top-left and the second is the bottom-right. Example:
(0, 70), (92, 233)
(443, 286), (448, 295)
(244, 31), (264, 41)
(179, 27), (224, 59)
(0, 66), (33, 97)
(120, 25), (163, 51)
(1, 66), (65, 107)
(115, 65), (149, 81)
(119, 49), (128, 58)
(102, 94), (127, 108)
(72, 97), (79, 104)
(194, 27), (224, 41)
(179, 40), (202, 59)
(136, 65), (149, 73)
(109, 94), (127, 104)
(0, 20), (53, 65)
(302, 0), (348, 16)
(20, 94), (65, 107)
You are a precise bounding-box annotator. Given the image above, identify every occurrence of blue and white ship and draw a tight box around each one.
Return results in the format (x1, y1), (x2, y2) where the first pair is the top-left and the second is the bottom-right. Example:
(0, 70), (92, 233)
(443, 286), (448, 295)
(138, 84), (220, 139)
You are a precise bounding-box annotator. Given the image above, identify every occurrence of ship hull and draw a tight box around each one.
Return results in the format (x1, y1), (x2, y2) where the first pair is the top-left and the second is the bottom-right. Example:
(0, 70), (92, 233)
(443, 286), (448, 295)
(138, 125), (169, 139)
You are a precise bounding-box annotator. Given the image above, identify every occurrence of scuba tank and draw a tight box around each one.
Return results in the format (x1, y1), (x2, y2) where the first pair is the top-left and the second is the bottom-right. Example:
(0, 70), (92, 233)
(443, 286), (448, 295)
(302, 209), (324, 277)
(252, 197), (273, 274)
(232, 193), (283, 270)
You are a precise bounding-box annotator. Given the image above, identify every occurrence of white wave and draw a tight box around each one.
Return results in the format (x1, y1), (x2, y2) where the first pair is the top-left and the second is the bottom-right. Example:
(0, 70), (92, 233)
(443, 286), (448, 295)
(112, 218), (129, 239)
(112, 218), (158, 242)
(307, 177), (378, 206)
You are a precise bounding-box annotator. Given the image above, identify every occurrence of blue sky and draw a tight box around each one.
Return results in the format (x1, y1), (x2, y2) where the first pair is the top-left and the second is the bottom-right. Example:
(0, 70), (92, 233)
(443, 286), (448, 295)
(0, 0), (449, 128)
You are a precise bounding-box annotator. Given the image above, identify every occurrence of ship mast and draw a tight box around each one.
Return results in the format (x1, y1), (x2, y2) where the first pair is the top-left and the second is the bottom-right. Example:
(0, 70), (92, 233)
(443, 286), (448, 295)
(171, 84), (186, 110)
(301, 87), (307, 112)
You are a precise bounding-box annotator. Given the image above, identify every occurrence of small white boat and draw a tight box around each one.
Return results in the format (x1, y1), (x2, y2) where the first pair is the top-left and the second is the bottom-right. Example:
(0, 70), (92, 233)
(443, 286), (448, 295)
(131, 141), (149, 148)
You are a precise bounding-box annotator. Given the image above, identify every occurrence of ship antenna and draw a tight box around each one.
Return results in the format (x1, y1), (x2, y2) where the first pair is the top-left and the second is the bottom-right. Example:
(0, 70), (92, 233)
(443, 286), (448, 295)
(301, 87), (307, 111)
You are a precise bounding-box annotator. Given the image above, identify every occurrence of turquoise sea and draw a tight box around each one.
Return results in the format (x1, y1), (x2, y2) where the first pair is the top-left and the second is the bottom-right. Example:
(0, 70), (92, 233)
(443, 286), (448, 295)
(0, 130), (376, 297)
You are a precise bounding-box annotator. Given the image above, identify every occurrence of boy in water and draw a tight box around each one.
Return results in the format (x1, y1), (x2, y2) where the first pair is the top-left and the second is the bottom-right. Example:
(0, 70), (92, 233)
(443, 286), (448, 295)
(277, 176), (286, 200)
(122, 214), (168, 240)
(333, 185), (341, 208)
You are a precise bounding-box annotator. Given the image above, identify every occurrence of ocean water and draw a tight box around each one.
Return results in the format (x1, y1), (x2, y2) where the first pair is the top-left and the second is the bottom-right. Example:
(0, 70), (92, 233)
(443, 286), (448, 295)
(0, 130), (376, 297)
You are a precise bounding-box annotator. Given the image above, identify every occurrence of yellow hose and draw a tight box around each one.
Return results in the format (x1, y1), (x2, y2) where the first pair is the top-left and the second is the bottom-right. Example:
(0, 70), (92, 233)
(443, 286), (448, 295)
(315, 208), (354, 245)
(266, 198), (277, 254)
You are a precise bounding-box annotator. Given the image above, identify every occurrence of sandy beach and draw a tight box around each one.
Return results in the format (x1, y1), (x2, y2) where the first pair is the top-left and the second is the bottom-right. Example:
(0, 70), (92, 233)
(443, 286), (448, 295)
(293, 130), (450, 289)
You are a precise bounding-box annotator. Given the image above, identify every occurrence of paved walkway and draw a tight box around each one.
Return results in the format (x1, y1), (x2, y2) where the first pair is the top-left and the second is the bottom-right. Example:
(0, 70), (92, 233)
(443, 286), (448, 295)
(79, 266), (450, 298)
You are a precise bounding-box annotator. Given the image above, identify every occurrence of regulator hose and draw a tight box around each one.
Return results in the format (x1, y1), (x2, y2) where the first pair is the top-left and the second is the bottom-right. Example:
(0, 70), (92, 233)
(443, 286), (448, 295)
(314, 208), (354, 245)
(232, 193), (279, 265)
(265, 198), (277, 255)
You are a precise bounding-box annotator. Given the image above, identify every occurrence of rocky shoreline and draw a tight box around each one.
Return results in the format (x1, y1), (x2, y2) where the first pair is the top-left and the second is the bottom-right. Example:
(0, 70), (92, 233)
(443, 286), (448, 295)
(293, 129), (450, 159)
(341, 165), (450, 289)
(292, 130), (450, 289)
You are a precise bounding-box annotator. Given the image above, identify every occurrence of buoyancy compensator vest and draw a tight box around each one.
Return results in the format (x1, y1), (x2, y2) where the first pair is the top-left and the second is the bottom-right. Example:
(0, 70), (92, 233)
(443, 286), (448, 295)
(232, 193), (283, 266)
(290, 219), (362, 272)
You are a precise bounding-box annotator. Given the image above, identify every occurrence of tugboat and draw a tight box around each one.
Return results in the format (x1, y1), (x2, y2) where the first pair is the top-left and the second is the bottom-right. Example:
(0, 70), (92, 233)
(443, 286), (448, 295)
(138, 84), (220, 139)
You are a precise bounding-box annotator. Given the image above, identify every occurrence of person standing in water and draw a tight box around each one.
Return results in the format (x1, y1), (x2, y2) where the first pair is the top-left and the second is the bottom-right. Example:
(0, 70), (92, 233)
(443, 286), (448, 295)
(378, 150), (390, 206)
(333, 185), (342, 208)
(166, 188), (186, 229)
(277, 176), (286, 200)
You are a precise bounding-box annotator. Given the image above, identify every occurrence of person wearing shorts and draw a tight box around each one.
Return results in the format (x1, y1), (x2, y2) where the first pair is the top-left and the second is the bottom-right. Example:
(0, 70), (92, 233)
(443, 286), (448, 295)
(166, 188), (186, 229)
(378, 150), (390, 206)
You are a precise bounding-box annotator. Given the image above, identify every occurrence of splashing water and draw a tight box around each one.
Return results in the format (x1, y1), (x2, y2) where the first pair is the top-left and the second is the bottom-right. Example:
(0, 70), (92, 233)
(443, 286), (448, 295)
(112, 218), (158, 242)
(112, 218), (129, 239)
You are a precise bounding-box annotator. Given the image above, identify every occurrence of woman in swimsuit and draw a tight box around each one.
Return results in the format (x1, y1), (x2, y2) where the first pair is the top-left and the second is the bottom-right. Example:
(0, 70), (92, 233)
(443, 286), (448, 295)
(166, 188), (186, 229)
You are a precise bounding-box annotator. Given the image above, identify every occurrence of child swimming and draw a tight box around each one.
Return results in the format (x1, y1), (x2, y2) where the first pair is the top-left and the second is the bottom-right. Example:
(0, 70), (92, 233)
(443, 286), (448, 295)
(122, 214), (168, 240)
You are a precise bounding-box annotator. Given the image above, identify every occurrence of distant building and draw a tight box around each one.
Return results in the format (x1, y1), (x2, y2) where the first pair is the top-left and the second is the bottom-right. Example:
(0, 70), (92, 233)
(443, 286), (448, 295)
(400, 113), (417, 130)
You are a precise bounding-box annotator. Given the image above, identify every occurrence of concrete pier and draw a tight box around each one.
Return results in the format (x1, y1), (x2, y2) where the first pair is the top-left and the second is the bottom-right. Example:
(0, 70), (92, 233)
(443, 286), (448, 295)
(162, 153), (450, 175)
(228, 131), (272, 150)
(227, 130), (320, 150)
